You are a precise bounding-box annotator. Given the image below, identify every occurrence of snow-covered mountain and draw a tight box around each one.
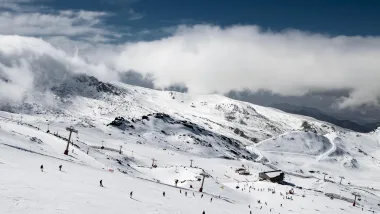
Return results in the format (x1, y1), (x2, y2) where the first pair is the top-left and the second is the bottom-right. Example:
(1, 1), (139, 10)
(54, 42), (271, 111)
(1, 74), (380, 214)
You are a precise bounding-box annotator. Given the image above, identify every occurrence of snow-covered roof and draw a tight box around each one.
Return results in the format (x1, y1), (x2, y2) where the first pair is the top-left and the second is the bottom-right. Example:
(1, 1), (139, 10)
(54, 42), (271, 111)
(264, 171), (283, 178)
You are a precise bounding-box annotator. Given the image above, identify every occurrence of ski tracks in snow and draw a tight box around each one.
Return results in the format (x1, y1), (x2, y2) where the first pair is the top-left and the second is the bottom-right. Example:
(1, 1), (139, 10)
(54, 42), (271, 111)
(316, 133), (337, 162)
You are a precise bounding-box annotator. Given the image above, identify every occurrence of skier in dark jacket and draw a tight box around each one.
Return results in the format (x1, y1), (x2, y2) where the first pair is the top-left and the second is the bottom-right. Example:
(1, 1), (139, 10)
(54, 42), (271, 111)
(130, 191), (133, 198)
(59, 165), (62, 171)
(100, 180), (103, 187)
(163, 192), (165, 197)
(40, 165), (44, 172)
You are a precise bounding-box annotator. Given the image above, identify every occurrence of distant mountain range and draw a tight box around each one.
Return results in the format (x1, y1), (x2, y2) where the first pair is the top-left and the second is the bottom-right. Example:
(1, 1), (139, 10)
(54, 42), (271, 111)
(270, 103), (380, 133)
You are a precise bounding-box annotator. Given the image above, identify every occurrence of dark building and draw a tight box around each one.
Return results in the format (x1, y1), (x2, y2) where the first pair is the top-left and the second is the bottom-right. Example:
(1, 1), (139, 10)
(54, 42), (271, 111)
(259, 170), (284, 183)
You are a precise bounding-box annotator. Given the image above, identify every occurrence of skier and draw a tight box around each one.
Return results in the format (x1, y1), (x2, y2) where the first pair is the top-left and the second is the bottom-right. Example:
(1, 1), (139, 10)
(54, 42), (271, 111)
(201, 194), (203, 198)
(130, 191), (133, 198)
(193, 192), (195, 197)
(185, 192), (187, 196)
(163, 192), (165, 197)
(59, 165), (62, 171)
(180, 189), (182, 193)
(202, 211), (205, 214)
(100, 180), (103, 187)
(210, 197), (213, 202)
(40, 164), (44, 172)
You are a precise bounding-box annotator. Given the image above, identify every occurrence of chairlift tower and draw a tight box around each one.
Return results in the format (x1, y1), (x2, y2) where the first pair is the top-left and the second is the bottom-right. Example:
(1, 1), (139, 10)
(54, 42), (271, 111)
(199, 171), (210, 192)
(339, 176), (345, 185)
(64, 126), (78, 155)
(352, 192), (361, 207)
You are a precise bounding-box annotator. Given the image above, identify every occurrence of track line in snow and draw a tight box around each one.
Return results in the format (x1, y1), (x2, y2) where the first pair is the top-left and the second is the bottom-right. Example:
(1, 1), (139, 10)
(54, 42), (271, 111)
(315, 135), (336, 162)
(0, 143), (86, 166)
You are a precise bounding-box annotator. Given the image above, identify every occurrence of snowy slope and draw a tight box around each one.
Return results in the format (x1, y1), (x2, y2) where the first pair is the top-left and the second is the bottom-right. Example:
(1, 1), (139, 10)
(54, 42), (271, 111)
(1, 116), (376, 214)
(1, 74), (380, 213)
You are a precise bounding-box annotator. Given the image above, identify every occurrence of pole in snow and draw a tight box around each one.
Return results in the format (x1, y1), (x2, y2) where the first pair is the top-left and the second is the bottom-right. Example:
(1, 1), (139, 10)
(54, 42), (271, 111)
(199, 172), (210, 192)
(339, 176), (345, 185)
(352, 192), (360, 207)
(152, 158), (157, 168)
(64, 126), (78, 155)
(323, 173), (327, 182)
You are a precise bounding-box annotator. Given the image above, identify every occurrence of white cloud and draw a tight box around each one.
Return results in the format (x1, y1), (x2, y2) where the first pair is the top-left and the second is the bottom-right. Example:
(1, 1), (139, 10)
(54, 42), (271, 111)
(109, 25), (380, 108)
(0, 0), (379, 109)
(0, 1), (116, 42)
(0, 35), (117, 103)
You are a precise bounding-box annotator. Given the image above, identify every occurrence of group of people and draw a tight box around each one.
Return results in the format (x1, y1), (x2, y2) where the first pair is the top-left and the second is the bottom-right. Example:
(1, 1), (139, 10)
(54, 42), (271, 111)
(40, 164), (63, 172)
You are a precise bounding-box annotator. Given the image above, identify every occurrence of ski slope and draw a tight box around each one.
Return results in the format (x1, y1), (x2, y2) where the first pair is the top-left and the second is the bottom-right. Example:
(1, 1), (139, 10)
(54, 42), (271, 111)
(1, 115), (375, 214)
(1, 75), (380, 213)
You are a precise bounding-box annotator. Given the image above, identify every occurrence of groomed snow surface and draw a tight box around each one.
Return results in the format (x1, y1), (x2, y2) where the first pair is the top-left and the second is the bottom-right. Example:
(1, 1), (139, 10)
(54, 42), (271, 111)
(1, 80), (380, 213)
(1, 112), (379, 214)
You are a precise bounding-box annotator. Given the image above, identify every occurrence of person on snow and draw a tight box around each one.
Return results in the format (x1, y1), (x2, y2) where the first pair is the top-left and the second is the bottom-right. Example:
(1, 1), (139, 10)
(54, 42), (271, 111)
(193, 192), (195, 197)
(210, 197), (213, 202)
(202, 211), (205, 214)
(185, 192), (187, 197)
(100, 180), (103, 187)
(40, 164), (44, 172)
(59, 165), (62, 171)
(130, 191), (133, 198)
(163, 192), (165, 197)
(201, 194), (203, 198)
(180, 189), (182, 193)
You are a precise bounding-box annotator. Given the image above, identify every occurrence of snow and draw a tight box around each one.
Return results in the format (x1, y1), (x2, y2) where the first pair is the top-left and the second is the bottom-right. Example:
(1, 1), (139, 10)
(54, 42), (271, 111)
(263, 170), (283, 178)
(1, 77), (380, 213)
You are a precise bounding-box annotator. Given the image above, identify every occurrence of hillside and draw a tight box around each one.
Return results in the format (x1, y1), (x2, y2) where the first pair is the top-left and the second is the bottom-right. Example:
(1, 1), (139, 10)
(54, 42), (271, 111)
(1, 74), (380, 213)
(270, 103), (378, 133)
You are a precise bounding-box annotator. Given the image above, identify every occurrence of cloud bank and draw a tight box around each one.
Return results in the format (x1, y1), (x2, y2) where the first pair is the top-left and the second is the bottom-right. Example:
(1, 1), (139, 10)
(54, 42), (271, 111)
(0, 2), (379, 109)
(110, 25), (380, 108)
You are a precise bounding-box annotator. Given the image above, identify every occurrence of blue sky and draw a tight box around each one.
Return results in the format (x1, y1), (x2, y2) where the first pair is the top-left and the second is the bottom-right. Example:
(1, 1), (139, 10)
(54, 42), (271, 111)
(10, 0), (380, 42)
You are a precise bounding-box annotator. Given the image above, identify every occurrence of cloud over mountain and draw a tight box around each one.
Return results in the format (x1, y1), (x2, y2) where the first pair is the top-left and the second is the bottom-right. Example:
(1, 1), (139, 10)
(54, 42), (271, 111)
(0, 1), (379, 108)
(111, 25), (380, 108)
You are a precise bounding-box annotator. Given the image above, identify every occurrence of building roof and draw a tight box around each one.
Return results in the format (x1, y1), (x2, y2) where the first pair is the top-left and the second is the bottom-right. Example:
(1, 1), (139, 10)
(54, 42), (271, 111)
(260, 170), (283, 178)
(265, 171), (282, 178)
